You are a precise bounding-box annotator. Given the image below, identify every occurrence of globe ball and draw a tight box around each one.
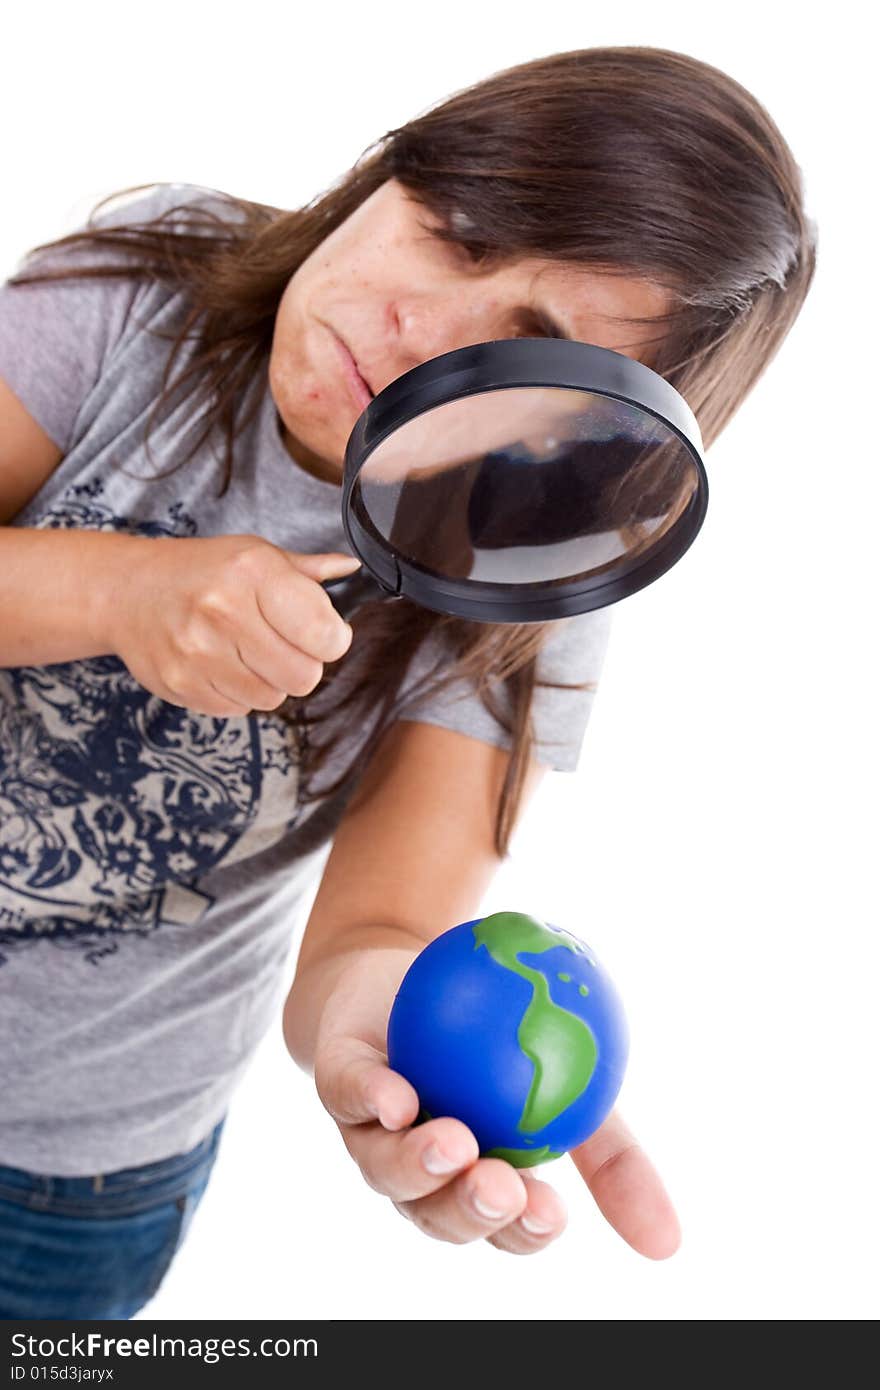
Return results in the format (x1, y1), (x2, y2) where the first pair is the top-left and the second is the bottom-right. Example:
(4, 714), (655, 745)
(386, 911), (629, 1167)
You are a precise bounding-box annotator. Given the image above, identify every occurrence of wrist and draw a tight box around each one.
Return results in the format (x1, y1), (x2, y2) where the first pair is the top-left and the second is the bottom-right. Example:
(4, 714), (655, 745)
(85, 531), (152, 654)
(283, 930), (424, 1074)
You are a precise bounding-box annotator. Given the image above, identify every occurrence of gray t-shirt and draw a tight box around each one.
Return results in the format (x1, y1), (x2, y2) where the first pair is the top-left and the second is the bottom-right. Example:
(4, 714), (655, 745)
(0, 184), (613, 1175)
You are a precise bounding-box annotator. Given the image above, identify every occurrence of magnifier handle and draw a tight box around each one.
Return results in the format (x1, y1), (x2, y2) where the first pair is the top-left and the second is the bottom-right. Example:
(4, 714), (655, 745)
(322, 566), (398, 622)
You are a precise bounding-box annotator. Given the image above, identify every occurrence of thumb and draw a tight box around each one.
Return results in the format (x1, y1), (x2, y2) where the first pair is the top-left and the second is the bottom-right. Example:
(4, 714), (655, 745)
(314, 1035), (420, 1130)
(286, 551), (362, 583)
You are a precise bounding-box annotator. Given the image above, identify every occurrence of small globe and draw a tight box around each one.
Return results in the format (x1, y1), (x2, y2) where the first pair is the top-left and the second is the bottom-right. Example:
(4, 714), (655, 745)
(386, 911), (628, 1167)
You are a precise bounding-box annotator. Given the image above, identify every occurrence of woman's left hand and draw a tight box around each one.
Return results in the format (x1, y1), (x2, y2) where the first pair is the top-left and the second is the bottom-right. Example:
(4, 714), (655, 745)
(312, 956), (681, 1258)
(294, 720), (680, 1260)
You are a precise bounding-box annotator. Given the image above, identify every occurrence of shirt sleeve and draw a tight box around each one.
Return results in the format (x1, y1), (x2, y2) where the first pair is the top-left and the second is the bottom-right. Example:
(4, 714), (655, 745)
(0, 183), (207, 453)
(394, 605), (614, 772)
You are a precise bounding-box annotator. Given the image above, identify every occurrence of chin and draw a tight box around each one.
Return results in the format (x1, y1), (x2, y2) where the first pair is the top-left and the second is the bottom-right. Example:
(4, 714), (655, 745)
(279, 415), (345, 482)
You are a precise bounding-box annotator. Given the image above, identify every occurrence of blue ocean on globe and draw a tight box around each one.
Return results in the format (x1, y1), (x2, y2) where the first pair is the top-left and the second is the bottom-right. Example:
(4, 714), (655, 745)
(386, 911), (629, 1167)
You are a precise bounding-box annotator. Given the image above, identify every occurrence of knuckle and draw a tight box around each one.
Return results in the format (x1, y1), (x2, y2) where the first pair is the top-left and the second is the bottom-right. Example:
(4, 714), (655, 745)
(207, 686), (249, 717)
(237, 666), (285, 712)
(158, 688), (186, 709)
(417, 1210), (470, 1245)
(160, 661), (187, 697)
(176, 612), (215, 654)
(300, 592), (345, 648)
(227, 540), (270, 577)
(301, 612), (335, 653)
(194, 590), (234, 628)
(251, 687), (287, 711)
(289, 656), (324, 696)
(314, 1042), (364, 1120)
(332, 623), (353, 658)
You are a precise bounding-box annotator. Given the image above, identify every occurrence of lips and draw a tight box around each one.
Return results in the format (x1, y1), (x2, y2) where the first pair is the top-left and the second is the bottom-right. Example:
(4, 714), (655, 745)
(349, 345), (375, 397)
(331, 329), (374, 409)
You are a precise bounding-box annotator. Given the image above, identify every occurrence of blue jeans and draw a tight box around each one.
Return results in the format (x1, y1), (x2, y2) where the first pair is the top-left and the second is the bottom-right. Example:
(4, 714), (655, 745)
(0, 1117), (225, 1320)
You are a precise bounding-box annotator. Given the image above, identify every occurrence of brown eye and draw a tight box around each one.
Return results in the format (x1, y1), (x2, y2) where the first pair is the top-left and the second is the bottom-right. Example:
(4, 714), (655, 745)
(516, 311), (567, 340)
(513, 312), (549, 339)
(442, 233), (488, 266)
(461, 241), (490, 265)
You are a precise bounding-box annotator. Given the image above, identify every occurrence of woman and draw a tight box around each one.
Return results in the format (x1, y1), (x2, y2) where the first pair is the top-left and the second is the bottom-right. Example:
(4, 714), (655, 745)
(0, 45), (816, 1318)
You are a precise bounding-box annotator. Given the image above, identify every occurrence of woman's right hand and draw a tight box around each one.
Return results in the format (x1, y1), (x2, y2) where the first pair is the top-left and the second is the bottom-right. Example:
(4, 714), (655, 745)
(104, 533), (361, 716)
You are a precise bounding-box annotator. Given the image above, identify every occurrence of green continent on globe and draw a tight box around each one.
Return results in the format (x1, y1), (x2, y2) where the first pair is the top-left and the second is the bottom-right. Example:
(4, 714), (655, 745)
(483, 1143), (565, 1168)
(472, 912), (598, 1138)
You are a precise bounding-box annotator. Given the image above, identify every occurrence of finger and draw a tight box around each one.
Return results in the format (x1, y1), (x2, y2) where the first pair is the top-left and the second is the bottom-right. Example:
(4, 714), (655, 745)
(568, 1110), (681, 1260)
(391, 1156), (528, 1246)
(207, 663), (285, 713)
(256, 569), (353, 665)
(314, 1036), (421, 1129)
(156, 676), (249, 717)
(151, 664), (252, 717)
(286, 551), (362, 583)
(485, 1172), (569, 1256)
(338, 1113), (479, 1202)
(205, 680), (255, 715)
(206, 615), (334, 708)
(232, 634), (320, 705)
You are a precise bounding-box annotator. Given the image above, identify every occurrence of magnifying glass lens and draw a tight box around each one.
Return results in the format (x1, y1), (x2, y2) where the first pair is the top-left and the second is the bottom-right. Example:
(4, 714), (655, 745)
(351, 386), (701, 587)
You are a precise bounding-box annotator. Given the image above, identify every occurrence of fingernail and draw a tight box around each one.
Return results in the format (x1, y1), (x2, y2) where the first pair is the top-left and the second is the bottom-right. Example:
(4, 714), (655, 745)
(471, 1193), (508, 1221)
(422, 1143), (462, 1175)
(519, 1213), (554, 1236)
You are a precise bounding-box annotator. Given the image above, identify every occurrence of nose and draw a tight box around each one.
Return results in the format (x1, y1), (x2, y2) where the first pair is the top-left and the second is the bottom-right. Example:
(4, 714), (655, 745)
(393, 288), (505, 373)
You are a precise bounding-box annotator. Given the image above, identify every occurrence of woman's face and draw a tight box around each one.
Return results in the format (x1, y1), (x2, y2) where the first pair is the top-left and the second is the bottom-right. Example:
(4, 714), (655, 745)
(268, 178), (672, 485)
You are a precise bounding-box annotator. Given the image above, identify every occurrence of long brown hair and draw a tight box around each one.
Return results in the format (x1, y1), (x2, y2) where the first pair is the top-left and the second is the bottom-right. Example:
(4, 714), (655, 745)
(8, 46), (817, 855)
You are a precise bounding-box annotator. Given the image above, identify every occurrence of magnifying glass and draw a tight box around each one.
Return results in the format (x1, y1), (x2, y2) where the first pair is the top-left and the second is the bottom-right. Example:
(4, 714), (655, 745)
(322, 337), (707, 624)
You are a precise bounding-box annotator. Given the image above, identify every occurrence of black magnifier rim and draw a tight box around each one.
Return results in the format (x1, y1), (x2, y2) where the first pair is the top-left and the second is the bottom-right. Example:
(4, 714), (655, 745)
(340, 338), (708, 622)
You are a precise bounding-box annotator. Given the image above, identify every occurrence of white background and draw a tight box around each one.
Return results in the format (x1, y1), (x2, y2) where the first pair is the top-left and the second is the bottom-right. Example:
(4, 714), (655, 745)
(2, 0), (876, 1322)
